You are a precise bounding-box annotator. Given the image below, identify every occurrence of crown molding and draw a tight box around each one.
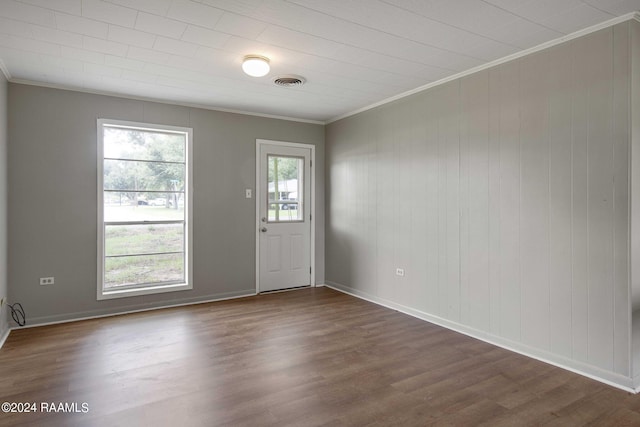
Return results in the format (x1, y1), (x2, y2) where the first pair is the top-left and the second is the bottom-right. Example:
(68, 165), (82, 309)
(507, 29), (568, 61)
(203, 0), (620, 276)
(327, 11), (640, 124)
(7, 78), (325, 125)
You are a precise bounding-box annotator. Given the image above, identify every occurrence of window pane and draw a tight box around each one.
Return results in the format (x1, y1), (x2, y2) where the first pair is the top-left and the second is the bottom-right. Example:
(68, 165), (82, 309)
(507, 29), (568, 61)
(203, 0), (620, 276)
(103, 159), (184, 192)
(99, 120), (191, 298)
(105, 224), (183, 256)
(267, 156), (303, 222)
(104, 253), (184, 289)
(103, 127), (185, 162)
(104, 195), (184, 222)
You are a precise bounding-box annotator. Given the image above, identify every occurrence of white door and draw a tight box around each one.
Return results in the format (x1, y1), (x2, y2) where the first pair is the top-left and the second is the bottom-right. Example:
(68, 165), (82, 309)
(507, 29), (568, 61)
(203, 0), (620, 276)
(257, 141), (312, 292)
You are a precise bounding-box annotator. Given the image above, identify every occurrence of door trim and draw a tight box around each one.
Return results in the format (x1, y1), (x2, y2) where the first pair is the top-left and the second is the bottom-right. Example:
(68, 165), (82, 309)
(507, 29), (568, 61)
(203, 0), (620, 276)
(255, 139), (316, 293)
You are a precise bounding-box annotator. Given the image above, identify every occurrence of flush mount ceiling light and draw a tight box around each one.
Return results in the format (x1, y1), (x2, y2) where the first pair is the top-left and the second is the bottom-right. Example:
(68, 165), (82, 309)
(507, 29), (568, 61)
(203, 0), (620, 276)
(242, 55), (270, 77)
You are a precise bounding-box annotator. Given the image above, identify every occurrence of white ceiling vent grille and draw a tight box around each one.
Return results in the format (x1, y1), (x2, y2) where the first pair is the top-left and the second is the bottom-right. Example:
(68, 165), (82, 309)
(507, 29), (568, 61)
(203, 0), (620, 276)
(273, 75), (306, 87)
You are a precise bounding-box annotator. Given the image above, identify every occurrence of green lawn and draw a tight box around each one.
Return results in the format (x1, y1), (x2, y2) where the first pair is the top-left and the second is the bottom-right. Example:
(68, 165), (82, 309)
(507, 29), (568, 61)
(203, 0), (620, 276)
(104, 222), (184, 289)
(105, 253), (183, 288)
(105, 224), (183, 256)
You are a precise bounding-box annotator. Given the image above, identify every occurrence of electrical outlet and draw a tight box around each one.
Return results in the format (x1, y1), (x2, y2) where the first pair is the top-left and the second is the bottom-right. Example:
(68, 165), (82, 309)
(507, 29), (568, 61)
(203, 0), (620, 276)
(40, 277), (55, 285)
(395, 268), (405, 277)
(245, 188), (252, 198)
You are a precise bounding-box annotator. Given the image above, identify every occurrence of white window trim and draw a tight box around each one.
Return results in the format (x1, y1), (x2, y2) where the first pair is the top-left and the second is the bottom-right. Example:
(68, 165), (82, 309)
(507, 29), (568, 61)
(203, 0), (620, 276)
(97, 118), (193, 300)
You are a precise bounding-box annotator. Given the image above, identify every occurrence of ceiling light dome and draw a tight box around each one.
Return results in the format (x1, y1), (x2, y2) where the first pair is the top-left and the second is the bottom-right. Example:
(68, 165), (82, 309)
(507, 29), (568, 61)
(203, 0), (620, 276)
(242, 55), (270, 77)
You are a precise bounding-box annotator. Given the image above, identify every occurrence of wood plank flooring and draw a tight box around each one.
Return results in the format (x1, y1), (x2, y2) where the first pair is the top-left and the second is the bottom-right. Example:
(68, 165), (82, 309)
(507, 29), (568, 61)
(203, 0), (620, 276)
(0, 287), (638, 426)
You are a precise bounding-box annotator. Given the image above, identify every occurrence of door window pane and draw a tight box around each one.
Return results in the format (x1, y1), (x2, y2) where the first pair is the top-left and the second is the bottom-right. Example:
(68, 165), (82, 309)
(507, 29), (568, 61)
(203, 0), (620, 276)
(267, 156), (303, 222)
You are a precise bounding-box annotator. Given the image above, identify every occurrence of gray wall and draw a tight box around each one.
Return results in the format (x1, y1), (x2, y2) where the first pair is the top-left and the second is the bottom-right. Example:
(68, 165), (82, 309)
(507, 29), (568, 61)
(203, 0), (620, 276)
(631, 19), (640, 387)
(0, 73), (7, 339)
(8, 84), (324, 324)
(326, 21), (636, 388)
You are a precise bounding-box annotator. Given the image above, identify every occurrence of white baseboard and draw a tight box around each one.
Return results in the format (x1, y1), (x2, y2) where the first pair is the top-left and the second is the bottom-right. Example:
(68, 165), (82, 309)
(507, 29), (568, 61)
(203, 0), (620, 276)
(11, 290), (257, 330)
(325, 281), (637, 394)
(7, 285), (325, 334)
(633, 374), (640, 393)
(0, 326), (9, 350)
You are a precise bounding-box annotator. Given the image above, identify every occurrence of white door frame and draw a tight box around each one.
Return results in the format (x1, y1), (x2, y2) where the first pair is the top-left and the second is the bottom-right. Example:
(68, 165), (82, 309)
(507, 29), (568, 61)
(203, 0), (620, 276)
(255, 139), (316, 293)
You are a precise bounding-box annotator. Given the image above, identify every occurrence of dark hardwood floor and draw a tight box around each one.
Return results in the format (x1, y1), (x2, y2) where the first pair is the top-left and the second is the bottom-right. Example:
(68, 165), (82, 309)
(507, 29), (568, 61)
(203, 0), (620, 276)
(0, 287), (638, 426)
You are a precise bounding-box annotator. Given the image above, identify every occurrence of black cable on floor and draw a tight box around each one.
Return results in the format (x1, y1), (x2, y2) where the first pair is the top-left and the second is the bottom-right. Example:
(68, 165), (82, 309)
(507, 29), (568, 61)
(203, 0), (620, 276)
(8, 303), (25, 327)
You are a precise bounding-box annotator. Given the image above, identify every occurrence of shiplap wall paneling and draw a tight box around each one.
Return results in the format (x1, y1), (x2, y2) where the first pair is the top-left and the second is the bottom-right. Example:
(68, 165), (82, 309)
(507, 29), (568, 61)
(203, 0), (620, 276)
(368, 113), (380, 298)
(393, 97), (413, 309)
(584, 31), (613, 369)
(434, 87), (447, 319)
(519, 50), (551, 352)
(488, 67), (502, 336)
(362, 113), (379, 299)
(328, 117), (367, 295)
(422, 92), (442, 316)
(587, 28), (616, 371)
(570, 31), (591, 366)
(496, 60), (521, 343)
(408, 95), (432, 315)
(325, 125), (342, 287)
(326, 22), (637, 386)
(572, 27), (623, 372)
(399, 95), (425, 311)
(460, 71), (490, 331)
(341, 120), (357, 289)
(376, 105), (397, 304)
(631, 20), (640, 384)
(612, 22), (630, 378)
(349, 114), (373, 297)
(547, 42), (574, 361)
(439, 82), (462, 321)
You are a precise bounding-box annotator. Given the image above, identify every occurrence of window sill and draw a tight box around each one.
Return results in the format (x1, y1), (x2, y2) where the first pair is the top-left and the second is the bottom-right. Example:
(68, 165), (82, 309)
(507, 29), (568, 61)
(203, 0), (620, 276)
(97, 282), (192, 300)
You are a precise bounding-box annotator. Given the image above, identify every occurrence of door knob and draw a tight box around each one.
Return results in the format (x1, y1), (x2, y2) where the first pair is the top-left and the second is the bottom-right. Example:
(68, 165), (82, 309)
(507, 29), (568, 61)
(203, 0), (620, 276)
(261, 227), (268, 232)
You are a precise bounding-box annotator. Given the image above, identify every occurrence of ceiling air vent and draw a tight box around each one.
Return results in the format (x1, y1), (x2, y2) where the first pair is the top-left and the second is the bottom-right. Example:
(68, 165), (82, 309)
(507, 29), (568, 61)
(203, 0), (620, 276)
(273, 75), (306, 87)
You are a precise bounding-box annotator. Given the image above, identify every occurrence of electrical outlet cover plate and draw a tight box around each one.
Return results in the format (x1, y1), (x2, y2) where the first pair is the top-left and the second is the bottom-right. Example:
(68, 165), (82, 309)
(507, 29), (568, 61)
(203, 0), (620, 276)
(40, 277), (55, 285)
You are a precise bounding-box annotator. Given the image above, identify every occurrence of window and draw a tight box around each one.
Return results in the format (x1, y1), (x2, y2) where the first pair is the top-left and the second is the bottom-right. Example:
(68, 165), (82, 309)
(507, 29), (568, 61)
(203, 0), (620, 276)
(97, 119), (192, 299)
(267, 155), (304, 222)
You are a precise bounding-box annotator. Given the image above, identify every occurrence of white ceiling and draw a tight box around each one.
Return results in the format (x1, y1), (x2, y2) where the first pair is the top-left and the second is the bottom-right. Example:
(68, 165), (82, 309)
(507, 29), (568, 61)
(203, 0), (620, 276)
(0, 0), (639, 123)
